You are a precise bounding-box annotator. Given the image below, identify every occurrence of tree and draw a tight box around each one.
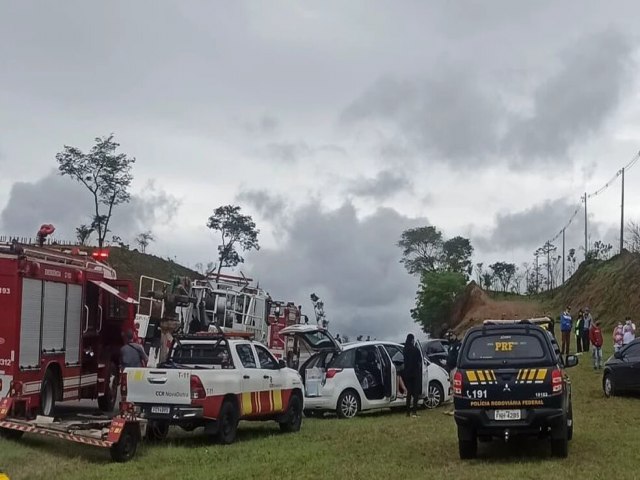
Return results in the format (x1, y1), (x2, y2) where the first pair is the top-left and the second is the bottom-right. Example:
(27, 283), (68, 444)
(56, 134), (135, 248)
(587, 241), (613, 261)
(442, 236), (474, 277)
(135, 230), (155, 253)
(207, 205), (260, 277)
(475, 262), (484, 285)
(489, 262), (516, 292)
(481, 273), (493, 291)
(567, 248), (577, 277)
(411, 271), (466, 334)
(75, 224), (94, 246)
(397, 226), (444, 275)
(625, 221), (640, 253)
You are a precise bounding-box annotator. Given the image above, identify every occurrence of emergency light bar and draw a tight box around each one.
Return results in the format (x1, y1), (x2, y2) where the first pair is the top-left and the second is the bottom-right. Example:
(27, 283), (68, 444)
(92, 249), (110, 260)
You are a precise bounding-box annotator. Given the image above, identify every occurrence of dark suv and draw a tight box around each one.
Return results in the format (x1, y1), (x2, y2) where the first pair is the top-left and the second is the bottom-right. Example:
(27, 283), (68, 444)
(453, 320), (577, 459)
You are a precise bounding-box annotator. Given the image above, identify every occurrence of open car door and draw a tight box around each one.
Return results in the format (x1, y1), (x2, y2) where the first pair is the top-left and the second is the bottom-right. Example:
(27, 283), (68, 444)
(376, 345), (397, 401)
(280, 325), (342, 352)
(420, 347), (429, 398)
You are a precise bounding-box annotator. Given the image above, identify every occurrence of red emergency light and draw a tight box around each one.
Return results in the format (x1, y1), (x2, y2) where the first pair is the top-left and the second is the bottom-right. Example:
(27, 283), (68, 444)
(91, 249), (110, 260)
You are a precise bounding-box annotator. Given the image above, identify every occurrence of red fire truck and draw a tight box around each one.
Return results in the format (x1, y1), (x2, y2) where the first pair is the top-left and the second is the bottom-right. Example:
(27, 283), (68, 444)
(268, 301), (302, 360)
(0, 240), (138, 419)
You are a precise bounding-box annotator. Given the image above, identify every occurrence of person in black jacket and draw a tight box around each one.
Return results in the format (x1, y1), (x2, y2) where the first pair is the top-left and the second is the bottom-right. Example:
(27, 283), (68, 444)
(403, 333), (422, 417)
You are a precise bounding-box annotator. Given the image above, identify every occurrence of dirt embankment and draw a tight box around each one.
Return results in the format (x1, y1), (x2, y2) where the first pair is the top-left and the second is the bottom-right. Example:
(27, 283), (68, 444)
(450, 252), (640, 333)
(450, 281), (545, 333)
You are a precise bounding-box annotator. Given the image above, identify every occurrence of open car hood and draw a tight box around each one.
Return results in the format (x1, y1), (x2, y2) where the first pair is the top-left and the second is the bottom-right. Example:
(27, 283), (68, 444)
(280, 324), (342, 352)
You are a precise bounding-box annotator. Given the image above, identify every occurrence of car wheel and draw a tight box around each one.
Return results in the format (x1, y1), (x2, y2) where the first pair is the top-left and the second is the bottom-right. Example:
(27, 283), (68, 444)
(110, 425), (139, 463)
(423, 381), (444, 409)
(603, 374), (616, 398)
(550, 420), (569, 458)
(216, 400), (239, 444)
(98, 362), (119, 413)
(145, 420), (170, 442)
(280, 394), (303, 433)
(40, 370), (57, 417)
(336, 389), (360, 419)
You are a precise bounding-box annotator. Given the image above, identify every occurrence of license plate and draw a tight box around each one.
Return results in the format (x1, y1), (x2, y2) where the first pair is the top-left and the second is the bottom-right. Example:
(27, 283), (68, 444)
(494, 409), (521, 421)
(151, 406), (170, 414)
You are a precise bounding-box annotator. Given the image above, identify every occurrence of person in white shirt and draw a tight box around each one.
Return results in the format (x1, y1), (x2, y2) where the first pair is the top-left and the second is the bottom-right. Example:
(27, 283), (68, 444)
(622, 317), (636, 345)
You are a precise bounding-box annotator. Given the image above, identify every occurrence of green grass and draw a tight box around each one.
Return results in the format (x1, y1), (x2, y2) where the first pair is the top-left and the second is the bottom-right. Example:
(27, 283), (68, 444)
(2, 349), (639, 480)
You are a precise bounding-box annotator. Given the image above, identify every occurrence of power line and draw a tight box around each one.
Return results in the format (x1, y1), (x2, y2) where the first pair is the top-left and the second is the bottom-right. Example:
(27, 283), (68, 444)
(544, 151), (640, 246)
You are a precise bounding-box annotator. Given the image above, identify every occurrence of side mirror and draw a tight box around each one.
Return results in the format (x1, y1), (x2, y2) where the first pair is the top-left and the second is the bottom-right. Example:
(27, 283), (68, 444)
(614, 351), (623, 360)
(278, 359), (287, 369)
(565, 355), (579, 368)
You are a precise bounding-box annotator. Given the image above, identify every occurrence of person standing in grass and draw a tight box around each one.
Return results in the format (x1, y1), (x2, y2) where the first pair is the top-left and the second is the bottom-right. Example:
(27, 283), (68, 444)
(589, 320), (604, 369)
(582, 308), (593, 353)
(575, 309), (584, 354)
(560, 307), (572, 357)
(613, 322), (624, 352)
(622, 317), (636, 346)
(403, 333), (422, 418)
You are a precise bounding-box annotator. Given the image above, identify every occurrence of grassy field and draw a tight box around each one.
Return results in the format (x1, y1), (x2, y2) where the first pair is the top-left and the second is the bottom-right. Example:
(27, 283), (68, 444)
(2, 347), (639, 480)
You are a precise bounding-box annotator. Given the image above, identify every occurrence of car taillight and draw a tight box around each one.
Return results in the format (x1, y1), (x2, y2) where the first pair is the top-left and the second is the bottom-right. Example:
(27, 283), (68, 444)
(551, 369), (563, 393)
(325, 368), (342, 379)
(190, 375), (206, 401)
(453, 371), (463, 396)
(120, 373), (128, 400)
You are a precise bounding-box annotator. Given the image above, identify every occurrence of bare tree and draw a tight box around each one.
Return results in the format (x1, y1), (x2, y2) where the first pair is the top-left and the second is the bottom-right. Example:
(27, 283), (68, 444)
(625, 221), (640, 253)
(135, 231), (155, 253)
(75, 224), (94, 246)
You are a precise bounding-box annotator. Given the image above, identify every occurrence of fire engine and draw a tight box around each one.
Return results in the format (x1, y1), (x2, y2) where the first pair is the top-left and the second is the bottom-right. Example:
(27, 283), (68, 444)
(136, 273), (302, 366)
(0, 237), (137, 418)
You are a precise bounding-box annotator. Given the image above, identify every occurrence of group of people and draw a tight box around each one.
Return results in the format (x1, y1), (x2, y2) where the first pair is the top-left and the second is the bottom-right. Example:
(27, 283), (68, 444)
(559, 306), (636, 369)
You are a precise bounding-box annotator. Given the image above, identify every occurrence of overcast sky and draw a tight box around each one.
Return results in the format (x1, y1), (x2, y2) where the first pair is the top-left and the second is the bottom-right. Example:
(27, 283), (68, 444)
(2, 1), (640, 339)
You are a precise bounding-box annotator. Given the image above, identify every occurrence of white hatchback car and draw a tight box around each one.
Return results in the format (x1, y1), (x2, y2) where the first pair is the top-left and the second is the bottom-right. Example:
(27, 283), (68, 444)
(281, 325), (451, 419)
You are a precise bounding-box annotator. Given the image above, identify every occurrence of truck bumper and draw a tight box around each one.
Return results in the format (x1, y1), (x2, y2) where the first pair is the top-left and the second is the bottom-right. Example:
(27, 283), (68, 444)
(455, 408), (565, 438)
(139, 404), (204, 422)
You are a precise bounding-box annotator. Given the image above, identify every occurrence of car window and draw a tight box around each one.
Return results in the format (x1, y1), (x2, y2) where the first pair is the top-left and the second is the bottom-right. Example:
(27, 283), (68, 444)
(255, 345), (279, 369)
(328, 349), (356, 368)
(426, 341), (445, 355)
(622, 343), (640, 358)
(465, 334), (546, 361)
(236, 344), (257, 368)
(384, 345), (404, 363)
(299, 331), (336, 349)
(171, 342), (234, 368)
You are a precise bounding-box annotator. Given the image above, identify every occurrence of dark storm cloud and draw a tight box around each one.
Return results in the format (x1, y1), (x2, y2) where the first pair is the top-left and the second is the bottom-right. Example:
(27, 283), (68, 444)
(477, 197), (607, 254)
(235, 189), (287, 222)
(0, 171), (180, 243)
(342, 29), (634, 169)
(505, 30), (634, 164)
(245, 201), (428, 340)
(348, 169), (412, 200)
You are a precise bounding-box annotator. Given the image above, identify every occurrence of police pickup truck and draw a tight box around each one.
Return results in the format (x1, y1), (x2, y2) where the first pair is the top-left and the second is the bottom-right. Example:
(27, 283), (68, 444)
(453, 319), (577, 459)
(123, 332), (304, 444)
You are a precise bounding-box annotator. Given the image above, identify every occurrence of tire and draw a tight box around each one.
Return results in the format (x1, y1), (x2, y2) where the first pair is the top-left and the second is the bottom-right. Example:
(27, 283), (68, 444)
(145, 420), (169, 442)
(0, 428), (24, 440)
(98, 363), (119, 413)
(40, 370), (57, 417)
(567, 403), (573, 441)
(458, 426), (477, 459)
(423, 381), (444, 409)
(216, 400), (239, 445)
(280, 394), (303, 433)
(603, 373), (616, 398)
(110, 425), (139, 463)
(550, 420), (569, 458)
(336, 389), (360, 419)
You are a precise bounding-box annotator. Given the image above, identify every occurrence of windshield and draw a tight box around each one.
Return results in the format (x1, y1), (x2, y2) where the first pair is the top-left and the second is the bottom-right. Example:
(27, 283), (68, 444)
(171, 341), (234, 368)
(464, 333), (547, 362)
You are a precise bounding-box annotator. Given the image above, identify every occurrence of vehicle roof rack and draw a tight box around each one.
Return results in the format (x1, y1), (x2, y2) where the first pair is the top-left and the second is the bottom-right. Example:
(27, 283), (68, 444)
(482, 317), (551, 325)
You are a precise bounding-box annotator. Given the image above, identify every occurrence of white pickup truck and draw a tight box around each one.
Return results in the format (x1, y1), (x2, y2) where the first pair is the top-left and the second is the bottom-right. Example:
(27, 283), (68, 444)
(122, 332), (305, 444)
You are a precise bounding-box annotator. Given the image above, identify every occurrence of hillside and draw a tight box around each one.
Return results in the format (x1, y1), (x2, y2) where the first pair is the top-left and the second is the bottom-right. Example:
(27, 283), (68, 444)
(105, 247), (202, 296)
(451, 251), (640, 332)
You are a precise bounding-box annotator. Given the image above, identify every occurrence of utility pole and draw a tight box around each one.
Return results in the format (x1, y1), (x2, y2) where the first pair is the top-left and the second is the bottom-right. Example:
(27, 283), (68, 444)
(534, 251), (539, 294)
(562, 229), (566, 285)
(620, 167), (625, 253)
(546, 241), (551, 291)
(584, 192), (588, 260)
